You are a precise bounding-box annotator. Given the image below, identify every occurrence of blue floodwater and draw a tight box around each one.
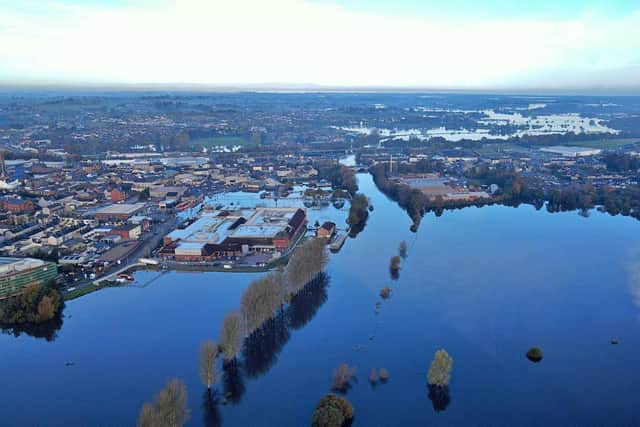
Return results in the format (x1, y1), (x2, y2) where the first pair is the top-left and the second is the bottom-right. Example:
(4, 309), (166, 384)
(2, 173), (640, 426)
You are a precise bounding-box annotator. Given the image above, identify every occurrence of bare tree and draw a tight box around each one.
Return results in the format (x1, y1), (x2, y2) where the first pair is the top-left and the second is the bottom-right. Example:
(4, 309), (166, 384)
(286, 238), (328, 296)
(332, 363), (357, 392)
(220, 311), (242, 363)
(199, 340), (219, 390)
(241, 271), (286, 335)
(428, 349), (453, 387)
(137, 403), (158, 427)
(137, 378), (190, 427)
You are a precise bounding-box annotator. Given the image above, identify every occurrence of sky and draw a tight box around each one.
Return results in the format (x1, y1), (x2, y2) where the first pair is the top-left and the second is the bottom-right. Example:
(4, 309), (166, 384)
(0, 0), (639, 91)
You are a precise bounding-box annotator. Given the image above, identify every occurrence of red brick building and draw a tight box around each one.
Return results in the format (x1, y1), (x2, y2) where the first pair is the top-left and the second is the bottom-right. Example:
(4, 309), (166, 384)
(111, 188), (127, 203)
(0, 198), (36, 214)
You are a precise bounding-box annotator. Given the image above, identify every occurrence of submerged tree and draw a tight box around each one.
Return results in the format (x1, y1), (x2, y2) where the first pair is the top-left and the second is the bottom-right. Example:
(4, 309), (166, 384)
(389, 255), (401, 280)
(286, 238), (328, 296)
(311, 393), (355, 427)
(399, 240), (408, 259)
(379, 368), (389, 382)
(368, 368), (379, 385)
(137, 378), (190, 427)
(220, 311), (242, 363)
(240, 271), (285, 335)
(199, 340), (219, 391)
(332, 363), (357, 393)
(428, 349), (453, 387)
(389, 256), (401, 272)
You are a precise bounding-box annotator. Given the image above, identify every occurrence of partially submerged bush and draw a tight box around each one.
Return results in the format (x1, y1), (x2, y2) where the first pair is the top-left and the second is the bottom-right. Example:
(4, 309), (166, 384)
(526, 347), (543, 362)
(332, 363), (357, 392)
(311, 393), (354, 427)
(389, 256), (401, 271)
(379, 368), (389, 382)
(428, 349), (453, 387)
(379, 287), (392, 299)
(399, 241), (408, 259)
(137, 378), (190, 427)
(368, 368), (379, 385)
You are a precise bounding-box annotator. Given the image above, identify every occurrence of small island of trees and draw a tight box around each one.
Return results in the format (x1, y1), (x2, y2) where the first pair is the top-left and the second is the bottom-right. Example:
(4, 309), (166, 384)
(312, 393), (354, 427)
(347, 193), (370, 237)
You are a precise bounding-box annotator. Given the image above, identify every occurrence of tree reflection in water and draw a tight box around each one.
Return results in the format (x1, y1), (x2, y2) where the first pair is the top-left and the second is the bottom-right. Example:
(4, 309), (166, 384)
(287, 273), (329, 330)
(242, 311), (291, 379)
(1, 313), (64, 342)
(222, 361), (246, 405)
(628, 249), (640, 316)
(427, 384), (451, 412)
(202, 390), (222, 427)
(231, 273), (330, 400)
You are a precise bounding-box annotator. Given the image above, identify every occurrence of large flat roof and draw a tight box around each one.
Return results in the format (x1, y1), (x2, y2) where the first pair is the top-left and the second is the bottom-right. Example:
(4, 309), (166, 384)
(95, 203), (146, 215)
(0, 257), (48, 275)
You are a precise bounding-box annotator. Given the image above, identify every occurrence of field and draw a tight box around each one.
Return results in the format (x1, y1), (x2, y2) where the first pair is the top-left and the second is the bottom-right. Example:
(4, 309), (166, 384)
(191, 136), (250, 148)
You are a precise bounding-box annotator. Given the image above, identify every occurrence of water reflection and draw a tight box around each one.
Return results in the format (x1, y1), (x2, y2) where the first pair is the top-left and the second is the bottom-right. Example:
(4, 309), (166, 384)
(286, 273), (329, 330)
(427, 384), (451, 412)
(242, 274), (330, 379)
(202, 390), (222, 427)
(627, 248), (640, 315)
(0, 313), (64, 342)
(242, 312), (291, 379)
(222, 362), (246, 405)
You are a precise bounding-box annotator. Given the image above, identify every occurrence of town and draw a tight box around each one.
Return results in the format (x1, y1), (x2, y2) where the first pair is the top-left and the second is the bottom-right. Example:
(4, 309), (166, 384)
(0, 92), (639, 303)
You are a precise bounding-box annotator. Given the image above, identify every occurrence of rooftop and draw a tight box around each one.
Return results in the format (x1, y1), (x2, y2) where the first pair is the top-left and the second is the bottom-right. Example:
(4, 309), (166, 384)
(95, 203), (146, 215)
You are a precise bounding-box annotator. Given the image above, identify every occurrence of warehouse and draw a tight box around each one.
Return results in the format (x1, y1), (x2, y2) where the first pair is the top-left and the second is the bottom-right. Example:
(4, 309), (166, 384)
(95, 203), (146, 221)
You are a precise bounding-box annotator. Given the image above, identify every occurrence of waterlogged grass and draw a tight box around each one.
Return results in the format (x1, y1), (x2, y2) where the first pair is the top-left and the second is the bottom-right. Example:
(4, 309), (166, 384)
(64, 281), (118, 301)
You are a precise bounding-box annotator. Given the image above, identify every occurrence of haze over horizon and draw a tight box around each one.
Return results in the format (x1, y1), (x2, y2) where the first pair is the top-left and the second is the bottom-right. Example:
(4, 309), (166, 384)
(1, 0), (640, 92)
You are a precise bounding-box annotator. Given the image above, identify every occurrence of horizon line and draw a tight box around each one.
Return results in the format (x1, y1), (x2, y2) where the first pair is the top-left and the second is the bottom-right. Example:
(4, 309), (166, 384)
(1, 81), (639, 96)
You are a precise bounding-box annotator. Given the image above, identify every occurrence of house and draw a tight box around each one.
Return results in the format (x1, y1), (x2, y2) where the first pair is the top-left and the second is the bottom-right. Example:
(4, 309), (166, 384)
(107, 223), (142, 240)
(317, 221), (336, 239)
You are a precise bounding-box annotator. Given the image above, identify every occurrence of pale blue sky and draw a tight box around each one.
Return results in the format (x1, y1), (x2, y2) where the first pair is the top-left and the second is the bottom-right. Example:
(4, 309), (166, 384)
(1, 0), (639, 90)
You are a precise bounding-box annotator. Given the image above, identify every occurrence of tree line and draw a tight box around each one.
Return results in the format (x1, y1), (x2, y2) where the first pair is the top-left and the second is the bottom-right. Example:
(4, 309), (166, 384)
(138, 239), (331, 427)
(370, 163), (425, 231)
(347, 193), (370, 237)
(316, 163), (359, 197)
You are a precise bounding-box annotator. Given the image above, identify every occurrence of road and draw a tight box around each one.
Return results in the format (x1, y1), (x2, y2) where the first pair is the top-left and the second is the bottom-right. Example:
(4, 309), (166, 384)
(63, 215), (178, 296)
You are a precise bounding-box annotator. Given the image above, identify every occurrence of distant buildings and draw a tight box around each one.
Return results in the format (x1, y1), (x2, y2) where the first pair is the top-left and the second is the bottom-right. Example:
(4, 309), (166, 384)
(0, 257), (58, 299)
(94, 203), (146, 221)
(0, 197), (36, 214)
(540, 146), (602, 157)
(160, 207), (307, 262)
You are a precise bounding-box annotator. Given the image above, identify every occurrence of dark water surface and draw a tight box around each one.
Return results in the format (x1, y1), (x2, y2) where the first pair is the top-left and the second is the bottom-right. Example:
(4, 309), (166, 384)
(2, 174), (640, 426)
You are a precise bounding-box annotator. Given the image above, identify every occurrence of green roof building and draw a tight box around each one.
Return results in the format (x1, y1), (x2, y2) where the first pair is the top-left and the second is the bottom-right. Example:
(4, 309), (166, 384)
(0, 257), (58, 299)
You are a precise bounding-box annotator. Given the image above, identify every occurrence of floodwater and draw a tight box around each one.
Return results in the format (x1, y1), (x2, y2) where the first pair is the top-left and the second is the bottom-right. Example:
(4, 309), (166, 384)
(2, 173), (640, 426)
